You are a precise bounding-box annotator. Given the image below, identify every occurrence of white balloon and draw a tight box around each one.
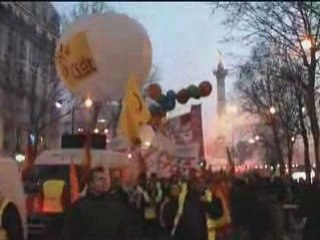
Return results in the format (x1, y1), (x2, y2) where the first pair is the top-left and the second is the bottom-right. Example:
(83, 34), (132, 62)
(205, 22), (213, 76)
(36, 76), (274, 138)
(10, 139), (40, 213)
(55, 13), (152, 101)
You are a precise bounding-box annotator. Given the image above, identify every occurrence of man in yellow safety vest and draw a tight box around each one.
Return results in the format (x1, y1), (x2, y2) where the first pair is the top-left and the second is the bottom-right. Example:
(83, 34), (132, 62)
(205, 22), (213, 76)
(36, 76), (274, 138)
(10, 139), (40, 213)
(40, 167), (70, 240)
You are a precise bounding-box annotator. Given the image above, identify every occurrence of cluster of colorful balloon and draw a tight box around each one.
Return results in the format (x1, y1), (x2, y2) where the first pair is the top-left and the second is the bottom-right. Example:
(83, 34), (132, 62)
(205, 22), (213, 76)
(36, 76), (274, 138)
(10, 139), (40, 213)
(145, 81), (213, 113)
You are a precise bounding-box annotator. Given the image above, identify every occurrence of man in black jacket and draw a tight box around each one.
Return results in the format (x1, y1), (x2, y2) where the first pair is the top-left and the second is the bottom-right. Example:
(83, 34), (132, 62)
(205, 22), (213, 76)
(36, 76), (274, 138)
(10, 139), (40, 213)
(174, 177), (223, 240)
(62, 166), (128, 240)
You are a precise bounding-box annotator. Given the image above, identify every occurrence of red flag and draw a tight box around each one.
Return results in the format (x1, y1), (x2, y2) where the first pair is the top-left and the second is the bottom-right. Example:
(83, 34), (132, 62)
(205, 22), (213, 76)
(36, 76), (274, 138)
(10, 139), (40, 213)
(70, 158), (80, 203)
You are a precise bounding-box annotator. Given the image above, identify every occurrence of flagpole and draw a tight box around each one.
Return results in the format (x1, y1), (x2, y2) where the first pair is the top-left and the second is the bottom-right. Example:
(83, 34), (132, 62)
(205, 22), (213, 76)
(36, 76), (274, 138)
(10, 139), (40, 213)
(80, 101), (102, 187)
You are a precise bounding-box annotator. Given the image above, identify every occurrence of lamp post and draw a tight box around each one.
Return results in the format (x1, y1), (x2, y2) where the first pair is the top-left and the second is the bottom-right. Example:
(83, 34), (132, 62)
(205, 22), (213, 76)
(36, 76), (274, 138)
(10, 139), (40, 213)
(226, 104), (238, 164)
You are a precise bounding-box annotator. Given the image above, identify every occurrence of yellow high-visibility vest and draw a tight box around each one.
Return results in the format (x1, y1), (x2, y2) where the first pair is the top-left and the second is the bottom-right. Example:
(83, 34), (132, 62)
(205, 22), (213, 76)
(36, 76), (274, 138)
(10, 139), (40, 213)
(0, 198), (10, 240)
(43, 180), (65, 213)
(205, 189), (216, 240)
(211, 187), (231, 230)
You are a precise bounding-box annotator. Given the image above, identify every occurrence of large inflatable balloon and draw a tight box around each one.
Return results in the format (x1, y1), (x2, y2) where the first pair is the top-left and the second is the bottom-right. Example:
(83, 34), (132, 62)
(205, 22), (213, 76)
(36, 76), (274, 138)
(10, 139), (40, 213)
(55, 13), (152, 101)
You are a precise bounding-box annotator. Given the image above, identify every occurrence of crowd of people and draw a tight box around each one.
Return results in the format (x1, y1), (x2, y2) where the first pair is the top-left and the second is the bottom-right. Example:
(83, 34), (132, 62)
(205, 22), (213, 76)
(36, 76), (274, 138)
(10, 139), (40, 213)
(61, 167), (230, 240)
(47, 167), (320, 240)
(3, 165), (320, 240)
(59, 167), (319, 240)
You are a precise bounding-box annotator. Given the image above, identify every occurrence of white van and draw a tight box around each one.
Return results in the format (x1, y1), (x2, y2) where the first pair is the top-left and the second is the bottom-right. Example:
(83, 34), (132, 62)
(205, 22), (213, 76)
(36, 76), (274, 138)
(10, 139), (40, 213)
(0, 152), (27, 239)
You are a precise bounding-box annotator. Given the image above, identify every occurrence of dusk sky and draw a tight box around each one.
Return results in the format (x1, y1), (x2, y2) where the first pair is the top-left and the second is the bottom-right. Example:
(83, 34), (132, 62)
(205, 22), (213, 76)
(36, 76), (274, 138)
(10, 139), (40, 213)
(52, 2), (251, 138)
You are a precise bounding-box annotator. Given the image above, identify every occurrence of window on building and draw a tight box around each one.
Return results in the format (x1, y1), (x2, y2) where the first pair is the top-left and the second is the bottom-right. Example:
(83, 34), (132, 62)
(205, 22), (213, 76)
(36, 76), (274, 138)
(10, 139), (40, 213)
(19, 39), (25, 59)
(31, 3), (36, 14)
(7, 32), (12, 53)
(18, 69), (25, 91)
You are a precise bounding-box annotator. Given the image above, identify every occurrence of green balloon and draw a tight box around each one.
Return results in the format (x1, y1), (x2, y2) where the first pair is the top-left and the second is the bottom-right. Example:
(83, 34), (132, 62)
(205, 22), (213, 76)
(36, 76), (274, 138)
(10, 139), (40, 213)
(187, 85), (201, 99)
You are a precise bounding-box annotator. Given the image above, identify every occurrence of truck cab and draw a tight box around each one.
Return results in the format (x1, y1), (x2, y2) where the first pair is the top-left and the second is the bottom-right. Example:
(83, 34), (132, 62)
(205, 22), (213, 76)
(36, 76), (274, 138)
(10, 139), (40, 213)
(24, 148), (138, 239)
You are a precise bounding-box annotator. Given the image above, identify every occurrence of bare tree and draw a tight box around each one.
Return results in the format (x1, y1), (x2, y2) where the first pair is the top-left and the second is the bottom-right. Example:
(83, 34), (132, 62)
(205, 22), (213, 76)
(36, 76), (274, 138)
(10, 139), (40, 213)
(212, 1), (320, 177)
(60, 2), (115, 33)
(236, 41), (301, 176)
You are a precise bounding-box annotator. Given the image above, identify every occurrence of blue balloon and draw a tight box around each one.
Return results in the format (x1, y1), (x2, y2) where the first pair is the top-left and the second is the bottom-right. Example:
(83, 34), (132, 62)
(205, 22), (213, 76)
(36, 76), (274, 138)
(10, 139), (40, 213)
(161, 96), (176, 112)
(149, 103), (161, 114)
(166, 90), (176, 100)
(166, 98), (176, 111)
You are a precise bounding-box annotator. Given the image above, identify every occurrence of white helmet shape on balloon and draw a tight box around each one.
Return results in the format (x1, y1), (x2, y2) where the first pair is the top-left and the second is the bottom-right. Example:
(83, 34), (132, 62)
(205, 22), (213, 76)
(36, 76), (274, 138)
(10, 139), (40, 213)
(55, 13), (152, 101)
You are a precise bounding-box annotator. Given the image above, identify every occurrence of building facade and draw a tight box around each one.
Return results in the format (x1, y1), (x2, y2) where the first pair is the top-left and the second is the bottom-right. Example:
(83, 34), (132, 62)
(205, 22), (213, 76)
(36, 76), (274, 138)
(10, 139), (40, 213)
(0, 2), (60, 156)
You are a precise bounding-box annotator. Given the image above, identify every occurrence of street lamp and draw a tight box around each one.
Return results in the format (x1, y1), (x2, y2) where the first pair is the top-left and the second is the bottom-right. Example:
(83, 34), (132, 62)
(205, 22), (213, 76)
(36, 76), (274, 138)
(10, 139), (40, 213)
(269, 106), (276, 115)
(248, 138), (255, 144)
(93, 128), (99, 134)
(15, 154), (25, 163)
(301, 36), (320, 61)
(226, 104), (238, 114)
(255, 135), (260, 141)
(226, 104), (238, 164)
(55, 101), (62, 109)
(302, 38), (312, 51)
(84, 97), (93, 108)
(291, 136), (295, 142)
(98, 118), (106, 123)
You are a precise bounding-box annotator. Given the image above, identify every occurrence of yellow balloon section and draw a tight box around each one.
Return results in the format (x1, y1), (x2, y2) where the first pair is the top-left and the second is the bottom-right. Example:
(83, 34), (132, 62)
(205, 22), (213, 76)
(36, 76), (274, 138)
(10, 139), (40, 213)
(55, 13), (152, 101)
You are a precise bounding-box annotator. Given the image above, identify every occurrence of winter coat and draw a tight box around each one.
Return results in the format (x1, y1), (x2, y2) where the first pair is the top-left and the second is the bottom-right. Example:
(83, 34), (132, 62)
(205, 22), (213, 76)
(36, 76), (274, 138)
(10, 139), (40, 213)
(62, 192), (128, 240)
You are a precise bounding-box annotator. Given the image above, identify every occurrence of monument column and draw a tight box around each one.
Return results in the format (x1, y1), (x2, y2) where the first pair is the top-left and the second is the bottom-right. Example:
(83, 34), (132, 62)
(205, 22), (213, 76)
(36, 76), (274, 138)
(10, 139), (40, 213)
(211, 52), (229, 166)
(213, 54), (228, 118)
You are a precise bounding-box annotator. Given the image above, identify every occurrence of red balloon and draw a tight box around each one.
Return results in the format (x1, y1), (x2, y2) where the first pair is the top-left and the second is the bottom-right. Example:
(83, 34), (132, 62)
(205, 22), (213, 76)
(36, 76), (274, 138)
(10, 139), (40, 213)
(199, 81), (212, 97)
(177, 89), (190, 104)
(147, 84), (162, 99)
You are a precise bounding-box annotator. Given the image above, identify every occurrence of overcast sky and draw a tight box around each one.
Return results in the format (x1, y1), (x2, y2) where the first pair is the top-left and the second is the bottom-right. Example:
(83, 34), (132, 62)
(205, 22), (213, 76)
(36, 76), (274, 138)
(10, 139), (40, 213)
(52, 1), (251, 135)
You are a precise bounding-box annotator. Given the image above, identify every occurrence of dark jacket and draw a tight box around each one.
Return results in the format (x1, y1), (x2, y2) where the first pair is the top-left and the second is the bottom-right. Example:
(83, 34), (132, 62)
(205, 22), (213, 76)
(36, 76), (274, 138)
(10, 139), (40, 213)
(161, 198), (179, 232)
(62, 192), (128, 240)
(2, 202), (24, 240)
(174, 191), (223, 240)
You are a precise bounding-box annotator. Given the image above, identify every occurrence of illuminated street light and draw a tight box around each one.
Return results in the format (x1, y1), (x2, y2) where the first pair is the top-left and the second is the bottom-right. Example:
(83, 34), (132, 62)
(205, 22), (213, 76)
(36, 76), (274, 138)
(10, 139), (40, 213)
(269, 106), (276, 115)
(55, 101), (62, 109)
(15, 154), (25, 163)
(248, 138), (255, 144)
(227, 104), (238, 114)
(255, 135), (260, 141)
(302, 107), (306, 113)
(291, 136), (295, 142)
(93, 128), (99, 134)
(301, 38), (312, 50)
(144, 141), (151, 147)
(77, 128), (84, 133)
(98, 118), (106, 123)
(302, 38), (312, 51)
(84, 97), (93, 108)
(104, 128), (109, 134)
(127, 153), (133, 159)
